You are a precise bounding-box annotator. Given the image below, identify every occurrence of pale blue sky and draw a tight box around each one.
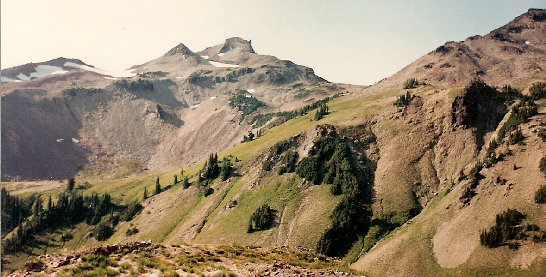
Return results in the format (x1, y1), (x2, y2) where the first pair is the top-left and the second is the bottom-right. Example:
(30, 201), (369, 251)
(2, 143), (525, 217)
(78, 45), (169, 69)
(1, 0), (545, 85)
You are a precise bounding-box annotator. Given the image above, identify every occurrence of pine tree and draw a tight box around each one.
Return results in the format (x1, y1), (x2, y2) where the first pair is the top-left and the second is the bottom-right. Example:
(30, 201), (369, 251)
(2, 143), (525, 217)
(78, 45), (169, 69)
(173, 174), (178, 184)
(47, 196), (52, 213)
(155, 177), (161, 195)
(143, 187), (148, 200)
(67, 178), (75, 191)
(182, 177), (190, 189)
(220, 157), (233, 181)
(180, 168), (184, 177)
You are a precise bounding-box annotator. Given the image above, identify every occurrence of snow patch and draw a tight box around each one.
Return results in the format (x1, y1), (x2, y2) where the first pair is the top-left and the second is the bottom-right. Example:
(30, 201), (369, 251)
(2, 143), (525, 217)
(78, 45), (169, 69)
(17, 73), (30, 81)
(245, 94), (252, 98)
(176, 77), (184, 79)
(210, 96), (216, 100)
(30, 65), (68, 78)
(525, 41), (530, 45)
(72, 138), (80, 143)
(200, 55), (209, 59)
(64, 62), (135, 78)
(104, 77), (118, 80)
(218, 53), (225, 57)
(190, 104), (199, 109)
(209, 61), (239, 68)
(1, 76), (20, 83)
(247, 89), (255, 93)
(56, 138), (64, 143)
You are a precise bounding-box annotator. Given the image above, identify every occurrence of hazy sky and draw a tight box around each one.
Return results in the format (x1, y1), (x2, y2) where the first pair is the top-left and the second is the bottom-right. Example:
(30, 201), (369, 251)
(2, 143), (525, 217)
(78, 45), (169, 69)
(2, 1), (545, 85)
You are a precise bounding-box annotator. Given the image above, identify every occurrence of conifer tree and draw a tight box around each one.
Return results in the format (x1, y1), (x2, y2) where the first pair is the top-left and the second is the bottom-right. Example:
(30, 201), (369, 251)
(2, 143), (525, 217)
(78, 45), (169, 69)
(155, 177), (161, 195)
(47, 196), (52, 213)
(183, 177), (190, 189)
(67, 178), (75, 191)
(174, 174), (178, 184)
(143, 187), (148, 200)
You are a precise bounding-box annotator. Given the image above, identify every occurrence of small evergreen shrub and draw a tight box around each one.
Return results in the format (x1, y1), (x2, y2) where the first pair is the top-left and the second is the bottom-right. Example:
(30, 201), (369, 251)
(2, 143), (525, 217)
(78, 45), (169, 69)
(262, 160), (272, 171)
(119, 200), (143, 222)
(538, 128), (546, 142)
(508, 128), (524, 145)
(277, 151), (298, 174)
(314, 103), (329, 121)
(529, 82), (546, 100)
(403, 78), (419, 89)
(114, 79), (153, 91)
(182, 177), (190, 189)
(535, 185), (546, 204)
(247, 204), (274, 233)
(393, 91), (413, 107)
(295, 157), (320, 184)
(480, 209), (526, 248)
(229, 93), (266, 121)
(125, 227), (139, 236)
(93, 220), (113, 241)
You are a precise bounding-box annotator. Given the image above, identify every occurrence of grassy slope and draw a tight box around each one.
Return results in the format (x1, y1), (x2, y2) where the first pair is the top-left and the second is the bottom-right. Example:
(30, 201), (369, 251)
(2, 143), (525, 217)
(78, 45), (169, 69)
(0, 88), (400, 270)
(351, 89), (546, 276)
(5, 83), (545, 275)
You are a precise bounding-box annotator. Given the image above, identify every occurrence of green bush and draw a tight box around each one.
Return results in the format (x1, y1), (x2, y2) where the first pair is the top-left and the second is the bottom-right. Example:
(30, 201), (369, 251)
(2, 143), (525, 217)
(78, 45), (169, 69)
(535, 185), (546, 204)
(92, 219), (113, 241)
(278, 151), (298, 174)
(538, 128), (546, 142)
(229, 94), (265, 121)
(126, 227), (139, 236)
(540, 156), (546, 178)
(480, 209), (526, 248)
(295, 157), (320, 184)
(262, 160), (272, 171)
(314, 103), (329, 121)
(182, 177), (190, 189)
(119, 200), (142, 222)
(269, 140), (290, 157)
(403, 78), (419, 89)
(508, 128), (524, 145)
(393, 91), (413, 107)
(247, 204), (275, 233)
(114, 79), (153, 91)
(86, 254), (107, 268)
(529, 82), (546, 100)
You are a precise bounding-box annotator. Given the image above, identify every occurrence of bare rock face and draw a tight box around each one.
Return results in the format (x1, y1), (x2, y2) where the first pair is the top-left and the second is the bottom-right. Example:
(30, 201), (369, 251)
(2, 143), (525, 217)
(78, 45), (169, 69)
(219, 37), (256, 54)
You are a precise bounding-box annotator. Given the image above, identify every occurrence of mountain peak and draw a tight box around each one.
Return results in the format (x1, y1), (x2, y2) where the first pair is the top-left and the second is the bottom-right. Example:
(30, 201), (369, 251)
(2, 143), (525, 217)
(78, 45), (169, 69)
(219, 37), (255, 54)
(165, 43), (196, 56)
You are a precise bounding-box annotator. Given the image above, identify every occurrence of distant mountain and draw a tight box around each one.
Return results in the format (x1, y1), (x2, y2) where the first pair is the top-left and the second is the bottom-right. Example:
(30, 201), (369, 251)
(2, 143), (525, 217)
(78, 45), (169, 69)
(373, 8), (546, 90)
(1, 37), (337, 181)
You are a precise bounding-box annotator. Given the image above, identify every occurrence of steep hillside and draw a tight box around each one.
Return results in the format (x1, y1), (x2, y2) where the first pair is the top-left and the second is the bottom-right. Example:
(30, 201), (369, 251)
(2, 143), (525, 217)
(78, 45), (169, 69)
(1, 37), (338, 181)
(373, 8), (546, 91)
(2, 9), (546, 277)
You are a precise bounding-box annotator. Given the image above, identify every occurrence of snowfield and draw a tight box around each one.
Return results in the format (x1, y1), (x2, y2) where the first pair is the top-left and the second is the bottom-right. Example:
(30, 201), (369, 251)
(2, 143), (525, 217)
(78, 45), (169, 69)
(200, 55), (209, 59)
(218, 53), (225, 57)
(10, 65), (68, 81)
(64, 62), (136, 78)
(1, 76), (21, 83)
(209, 61), (239, 68)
